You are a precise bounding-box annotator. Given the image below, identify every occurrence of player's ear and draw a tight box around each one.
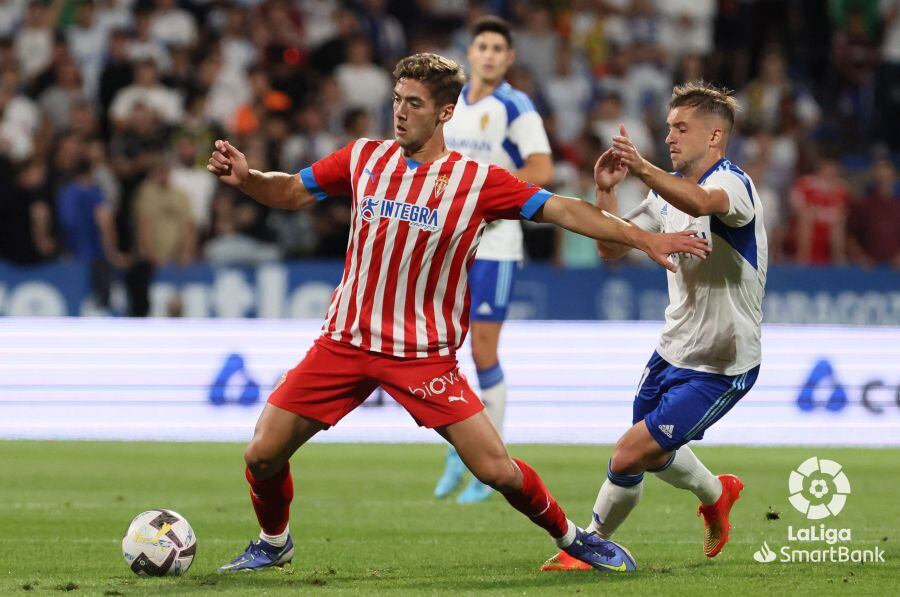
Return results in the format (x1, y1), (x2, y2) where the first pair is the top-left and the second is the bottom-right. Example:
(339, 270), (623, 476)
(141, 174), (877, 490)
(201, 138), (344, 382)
(438, 102), (455, 124)
(505, 48), (516, 68)
(709, 126), (724, 148)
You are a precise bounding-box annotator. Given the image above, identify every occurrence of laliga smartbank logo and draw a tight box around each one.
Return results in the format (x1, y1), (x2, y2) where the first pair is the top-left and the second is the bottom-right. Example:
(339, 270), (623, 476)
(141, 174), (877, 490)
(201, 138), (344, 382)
(753, 457), (885, 565)
(788, 456), (850, 519)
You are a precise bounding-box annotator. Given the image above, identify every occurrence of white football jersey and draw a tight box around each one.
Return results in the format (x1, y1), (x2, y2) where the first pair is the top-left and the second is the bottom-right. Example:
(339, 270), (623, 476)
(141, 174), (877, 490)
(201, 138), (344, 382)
(625, 158), (768, 375)
(445, 81), (552, 260)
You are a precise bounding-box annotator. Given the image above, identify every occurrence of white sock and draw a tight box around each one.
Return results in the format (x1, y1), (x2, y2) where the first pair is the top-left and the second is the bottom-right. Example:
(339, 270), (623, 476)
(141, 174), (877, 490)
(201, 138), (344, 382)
(260, 525), (289, 547)
(554, 519), (578, 548)
(481, 380), (507, 434)
(653, 446), (722, 505)
(586, 479), (643, 538)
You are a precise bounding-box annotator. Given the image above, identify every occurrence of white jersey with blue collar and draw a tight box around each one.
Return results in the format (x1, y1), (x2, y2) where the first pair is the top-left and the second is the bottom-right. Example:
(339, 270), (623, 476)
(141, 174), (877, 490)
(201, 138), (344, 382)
(624, 158), (768, 375)
(444, 81), (551, 261)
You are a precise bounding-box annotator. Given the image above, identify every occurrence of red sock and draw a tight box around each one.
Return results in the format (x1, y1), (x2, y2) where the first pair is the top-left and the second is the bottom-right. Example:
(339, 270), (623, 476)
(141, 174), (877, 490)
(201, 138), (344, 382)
(502, 458), (569, 538)
(245, 463), (293, 535)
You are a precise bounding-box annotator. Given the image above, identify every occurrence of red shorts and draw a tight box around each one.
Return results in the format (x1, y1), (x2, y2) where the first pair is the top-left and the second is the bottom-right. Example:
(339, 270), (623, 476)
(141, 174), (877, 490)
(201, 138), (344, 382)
(268, 336), (484, 428)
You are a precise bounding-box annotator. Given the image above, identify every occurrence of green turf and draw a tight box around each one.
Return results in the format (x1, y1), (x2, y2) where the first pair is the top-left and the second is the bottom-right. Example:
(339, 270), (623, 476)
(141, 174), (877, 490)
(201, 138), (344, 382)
(1, 441), (897, 595)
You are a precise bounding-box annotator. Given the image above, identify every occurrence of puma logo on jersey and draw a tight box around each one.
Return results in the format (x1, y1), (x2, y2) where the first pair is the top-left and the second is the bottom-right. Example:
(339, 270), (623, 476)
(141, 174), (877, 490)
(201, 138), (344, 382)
(448, 394), (467, 404)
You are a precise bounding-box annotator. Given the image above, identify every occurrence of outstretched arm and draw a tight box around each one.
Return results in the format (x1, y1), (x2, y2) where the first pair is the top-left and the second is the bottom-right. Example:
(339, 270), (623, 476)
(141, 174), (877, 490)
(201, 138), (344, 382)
(533, 195), (709, 272)
(207, 140), (317, 210)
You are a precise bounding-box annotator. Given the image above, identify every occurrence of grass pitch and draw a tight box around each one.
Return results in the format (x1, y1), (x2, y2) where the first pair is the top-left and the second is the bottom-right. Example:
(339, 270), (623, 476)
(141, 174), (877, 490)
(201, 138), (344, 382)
(2, 441), (897, 595)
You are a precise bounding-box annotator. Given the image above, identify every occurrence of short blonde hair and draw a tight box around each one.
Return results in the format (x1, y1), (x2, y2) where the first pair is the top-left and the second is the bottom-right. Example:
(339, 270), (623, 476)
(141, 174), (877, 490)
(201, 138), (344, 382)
(669, 80), (739, 132)
(393, 53), (467, 107)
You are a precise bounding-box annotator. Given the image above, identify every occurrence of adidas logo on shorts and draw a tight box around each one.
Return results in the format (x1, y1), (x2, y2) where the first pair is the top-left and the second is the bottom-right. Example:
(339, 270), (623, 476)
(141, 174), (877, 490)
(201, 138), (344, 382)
(658, 424), (674, 438)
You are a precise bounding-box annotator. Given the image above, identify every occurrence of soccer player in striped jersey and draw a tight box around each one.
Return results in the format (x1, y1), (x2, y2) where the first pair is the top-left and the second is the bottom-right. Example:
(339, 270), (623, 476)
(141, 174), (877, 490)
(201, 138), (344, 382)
(542, 82), (767, 571)
(436, 15), (554, 504)
(208, 53), (709, 573)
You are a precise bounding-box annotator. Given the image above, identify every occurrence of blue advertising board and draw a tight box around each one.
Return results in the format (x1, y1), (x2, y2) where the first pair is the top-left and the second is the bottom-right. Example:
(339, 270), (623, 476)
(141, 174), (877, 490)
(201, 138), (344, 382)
(1, 261), (899, 324)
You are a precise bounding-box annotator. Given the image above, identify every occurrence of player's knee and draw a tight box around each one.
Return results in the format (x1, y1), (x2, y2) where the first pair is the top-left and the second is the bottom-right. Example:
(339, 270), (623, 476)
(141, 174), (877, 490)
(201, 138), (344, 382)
(609, 449), (646, 476)
(474, 459), (518, 491)
(243, 442), (281, 479)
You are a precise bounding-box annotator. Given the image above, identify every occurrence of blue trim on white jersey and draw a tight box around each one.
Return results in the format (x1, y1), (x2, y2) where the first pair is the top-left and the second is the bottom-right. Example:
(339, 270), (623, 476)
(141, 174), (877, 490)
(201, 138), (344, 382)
(502, 138), (525, 168)
(299, 167), (328, 201)
(404, 157), (422, 169)
(710, 215), (758, 269)
(493, 81), (536, 124)
(520, 189), (552, 220)
(696, 158), (726, 184)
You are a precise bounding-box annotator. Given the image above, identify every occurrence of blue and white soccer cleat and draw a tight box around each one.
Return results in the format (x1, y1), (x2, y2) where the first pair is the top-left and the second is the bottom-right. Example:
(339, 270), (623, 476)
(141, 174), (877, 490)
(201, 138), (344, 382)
(561, 528), (637, 573)
(217, 536), (294, 572)
(456, 478), (493, 503)
(434, 447), (467, 498)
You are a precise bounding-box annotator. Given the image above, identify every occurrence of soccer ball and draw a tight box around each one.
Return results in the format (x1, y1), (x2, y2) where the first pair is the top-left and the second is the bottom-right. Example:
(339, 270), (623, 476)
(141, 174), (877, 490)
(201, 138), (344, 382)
(121, 509), (196, 576)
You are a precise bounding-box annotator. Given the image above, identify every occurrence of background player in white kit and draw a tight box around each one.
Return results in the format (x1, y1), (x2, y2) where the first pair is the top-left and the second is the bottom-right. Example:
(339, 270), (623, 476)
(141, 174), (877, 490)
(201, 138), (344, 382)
(435, 16), (554, 503)
(542, 82), (768, 570)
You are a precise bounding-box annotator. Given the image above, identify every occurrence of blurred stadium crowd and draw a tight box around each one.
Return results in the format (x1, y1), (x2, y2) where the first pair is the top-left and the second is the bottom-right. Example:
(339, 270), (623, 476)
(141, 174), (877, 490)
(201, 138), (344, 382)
(0, 0), (898, 303)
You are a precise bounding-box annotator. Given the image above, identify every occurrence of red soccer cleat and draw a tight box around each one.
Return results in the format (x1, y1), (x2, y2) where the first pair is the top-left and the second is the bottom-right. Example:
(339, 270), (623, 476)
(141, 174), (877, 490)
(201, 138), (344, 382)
(697, 474), (744, 558)
(539, 549), (593, 571)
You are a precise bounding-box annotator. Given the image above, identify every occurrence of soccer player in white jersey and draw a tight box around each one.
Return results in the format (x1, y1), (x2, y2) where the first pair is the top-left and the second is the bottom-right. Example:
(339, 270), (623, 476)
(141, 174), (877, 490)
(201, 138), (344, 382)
(207, 53), (710, 573)
(542, 82), (767, 570)
(436, 16), (554, 504)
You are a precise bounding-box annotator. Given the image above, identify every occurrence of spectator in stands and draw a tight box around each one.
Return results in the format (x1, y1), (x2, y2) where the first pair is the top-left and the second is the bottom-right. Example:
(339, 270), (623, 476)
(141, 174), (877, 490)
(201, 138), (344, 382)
(150, 0), (197, 50)
(356, 0), (406, 67)
(739, 49), (820, 134)
(0, 68), (41, 162)
(309, 7), (360, 75)
(127, 7), (169, 71)
(830, 7), (880, 146)
(513, 4), (558, 83)
(591, 91), (655, 161)
(13, 0), (55, 82)
(790, 153), (851, 265)
(848, 158), (900, 267)
(56, 156), (125, 309)
(876, 0), (900, 151)
(134, 155), (197, 269)
(98, 28), (133, 132)
(552, 161), (601, 268)
(334, 34), (391, 131)
(544, 44), (592, 144)
(658, 0), (716, 60)
(0, 157), (57, 265)
(38, 58), (86, 133)
(67, 0), (108, 99)
(205, 191), (280, 266)
(220, 4), (257, 74)
(110, 58), (182, 129)
(342, 107), (376, 142)
(170, 136), (215, 239)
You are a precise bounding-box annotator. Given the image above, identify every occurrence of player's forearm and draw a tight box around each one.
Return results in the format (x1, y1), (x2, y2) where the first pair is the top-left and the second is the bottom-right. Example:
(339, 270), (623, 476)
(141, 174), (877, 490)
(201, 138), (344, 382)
(594, 187), (631, 260)
(538, 195), (647, 251)
(637, 161), (720, 218)
(238, 170), (315, 211)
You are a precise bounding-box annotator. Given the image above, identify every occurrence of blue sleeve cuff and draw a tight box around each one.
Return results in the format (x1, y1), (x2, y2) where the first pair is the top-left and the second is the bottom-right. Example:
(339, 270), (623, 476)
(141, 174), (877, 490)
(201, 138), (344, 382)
(299, 167), (329, 201)
(520, 189), (552, 220)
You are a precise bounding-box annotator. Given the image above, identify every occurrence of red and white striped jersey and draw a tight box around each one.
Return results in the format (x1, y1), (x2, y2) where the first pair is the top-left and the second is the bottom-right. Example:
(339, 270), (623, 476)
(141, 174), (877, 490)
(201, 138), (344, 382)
(298, 138), (552, 358)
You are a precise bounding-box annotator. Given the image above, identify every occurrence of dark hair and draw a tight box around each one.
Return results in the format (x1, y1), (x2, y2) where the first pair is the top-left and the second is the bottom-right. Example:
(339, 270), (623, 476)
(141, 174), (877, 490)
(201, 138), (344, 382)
(393, 53), (467, 106)
(669, 80), (739, 133)
(471, 15), (513, 48)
